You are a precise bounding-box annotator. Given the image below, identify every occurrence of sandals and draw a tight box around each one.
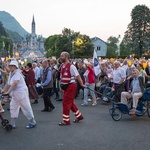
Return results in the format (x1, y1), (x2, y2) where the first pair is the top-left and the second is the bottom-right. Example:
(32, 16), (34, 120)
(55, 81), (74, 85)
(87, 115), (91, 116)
(58, 122), (70, 126)
(129, 109), (136, 115)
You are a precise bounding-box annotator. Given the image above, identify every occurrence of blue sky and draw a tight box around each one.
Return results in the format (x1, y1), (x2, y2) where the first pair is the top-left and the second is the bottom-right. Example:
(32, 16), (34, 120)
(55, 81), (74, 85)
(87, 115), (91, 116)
(0, 0), (150, 41)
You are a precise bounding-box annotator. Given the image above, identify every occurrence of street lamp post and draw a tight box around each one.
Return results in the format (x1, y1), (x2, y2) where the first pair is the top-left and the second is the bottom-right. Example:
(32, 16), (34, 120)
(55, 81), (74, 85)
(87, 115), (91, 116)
(117, 35), (121, 57)
(72, 41), (74, 59)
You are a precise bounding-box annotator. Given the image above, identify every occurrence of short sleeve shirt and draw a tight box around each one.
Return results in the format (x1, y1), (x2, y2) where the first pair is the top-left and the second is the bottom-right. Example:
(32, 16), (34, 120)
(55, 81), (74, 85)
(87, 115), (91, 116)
(8, 71), (28, 92)
(113, 67), (126, 84)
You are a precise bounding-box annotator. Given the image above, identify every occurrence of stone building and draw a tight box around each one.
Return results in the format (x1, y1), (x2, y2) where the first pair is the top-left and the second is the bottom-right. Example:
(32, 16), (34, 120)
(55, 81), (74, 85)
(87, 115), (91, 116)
(16, 15), (45, 58)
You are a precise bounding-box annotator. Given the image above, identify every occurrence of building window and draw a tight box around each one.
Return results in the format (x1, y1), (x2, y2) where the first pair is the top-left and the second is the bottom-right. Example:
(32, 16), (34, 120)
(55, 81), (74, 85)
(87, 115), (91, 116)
(97, 46), (101, 51)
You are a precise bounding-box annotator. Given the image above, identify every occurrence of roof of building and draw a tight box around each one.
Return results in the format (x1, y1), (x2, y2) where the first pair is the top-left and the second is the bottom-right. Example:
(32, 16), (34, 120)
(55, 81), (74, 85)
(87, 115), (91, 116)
(91, 37), (107, 44)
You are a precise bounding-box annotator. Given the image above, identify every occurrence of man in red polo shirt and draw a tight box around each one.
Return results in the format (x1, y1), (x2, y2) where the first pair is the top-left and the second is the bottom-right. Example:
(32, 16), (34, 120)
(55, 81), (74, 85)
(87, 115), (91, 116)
(58, 52), (85, 126)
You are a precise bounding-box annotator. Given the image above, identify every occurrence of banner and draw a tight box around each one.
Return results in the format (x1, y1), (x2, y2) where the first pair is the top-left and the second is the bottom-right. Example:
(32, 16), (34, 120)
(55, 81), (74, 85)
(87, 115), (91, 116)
(93, 50), (101, 76)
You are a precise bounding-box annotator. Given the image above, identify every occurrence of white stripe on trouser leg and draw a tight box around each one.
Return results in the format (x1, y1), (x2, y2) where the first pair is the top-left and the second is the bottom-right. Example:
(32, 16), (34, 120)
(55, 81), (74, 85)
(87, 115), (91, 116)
(63, 118), (70, 121)
(63, 115), (70, 122)
(63, 114), (70, 118)
(76, 113), (81, 118)
(74, 110), (79, 115)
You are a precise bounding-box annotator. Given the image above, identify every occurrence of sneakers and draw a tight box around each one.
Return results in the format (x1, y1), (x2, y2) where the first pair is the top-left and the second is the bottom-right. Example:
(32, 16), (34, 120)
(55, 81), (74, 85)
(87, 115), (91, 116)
(92, 102), (97, 106)
(26, 123), (36, 129)
(0, 109), (4, 113)
(96, 97), (101, 100)
(11, 125), (16, 129)
(87, 98), (92, 102)
(103, 97), (109, 102)
(81, 103), (88, 106)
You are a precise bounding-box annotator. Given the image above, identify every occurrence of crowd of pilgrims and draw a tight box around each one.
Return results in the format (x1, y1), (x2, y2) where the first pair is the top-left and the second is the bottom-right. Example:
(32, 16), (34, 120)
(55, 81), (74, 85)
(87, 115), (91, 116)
(0, 57), (150, 115)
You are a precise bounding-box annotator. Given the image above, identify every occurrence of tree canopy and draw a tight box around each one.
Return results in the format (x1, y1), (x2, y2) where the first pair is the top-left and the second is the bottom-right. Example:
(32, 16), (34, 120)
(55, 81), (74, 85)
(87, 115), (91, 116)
(0, 22), (8, 37)
(106, 36), (118, 57)
(44, 28), (94, 58)
(124, 4), (150, 57)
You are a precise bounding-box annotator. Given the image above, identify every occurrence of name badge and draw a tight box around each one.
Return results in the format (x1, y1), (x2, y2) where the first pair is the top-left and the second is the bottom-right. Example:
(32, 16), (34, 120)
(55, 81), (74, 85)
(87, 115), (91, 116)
(64, 72), (68, 76)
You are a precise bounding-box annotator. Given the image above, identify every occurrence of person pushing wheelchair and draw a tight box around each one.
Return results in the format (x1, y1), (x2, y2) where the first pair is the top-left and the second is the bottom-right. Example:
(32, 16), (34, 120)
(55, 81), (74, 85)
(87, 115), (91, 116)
(121, 69), (145, 115)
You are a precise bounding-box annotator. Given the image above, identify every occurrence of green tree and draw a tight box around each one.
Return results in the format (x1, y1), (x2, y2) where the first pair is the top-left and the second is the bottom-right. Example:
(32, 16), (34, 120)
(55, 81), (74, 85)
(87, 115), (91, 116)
(124, 5), (150, 57)
(74, 35), (94, 58)
(44, 28), (94, 58)
(0, 36), (13, 57)
(106, 36), (118, 57)
(120, 37), (132, 57)
(0, 22), (8, 37)
(44, 34), (60, 57)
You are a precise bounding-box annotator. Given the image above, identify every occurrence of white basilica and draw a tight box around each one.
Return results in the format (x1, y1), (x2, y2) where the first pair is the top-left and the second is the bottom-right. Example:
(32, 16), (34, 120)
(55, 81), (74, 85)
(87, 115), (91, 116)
(18, 15), (45, 58)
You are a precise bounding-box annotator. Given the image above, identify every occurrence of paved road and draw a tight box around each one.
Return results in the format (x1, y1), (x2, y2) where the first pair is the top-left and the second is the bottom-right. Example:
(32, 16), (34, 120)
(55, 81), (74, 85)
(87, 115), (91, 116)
(1, 94), (150, 150)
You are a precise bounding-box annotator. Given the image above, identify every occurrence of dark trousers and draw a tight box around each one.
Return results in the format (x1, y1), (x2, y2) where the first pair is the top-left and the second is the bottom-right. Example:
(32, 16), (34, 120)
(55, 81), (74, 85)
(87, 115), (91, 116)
(53, 81), (59, 97)
(43, 88), (54, 110)
(113, 82), (125, 102)
(76, 81), (84, 98)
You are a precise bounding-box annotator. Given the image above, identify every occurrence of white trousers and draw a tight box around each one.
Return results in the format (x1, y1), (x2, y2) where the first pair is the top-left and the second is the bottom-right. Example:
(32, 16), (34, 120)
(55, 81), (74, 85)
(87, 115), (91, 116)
(121, 92), (142, 109)
(10, 89), (34, 120)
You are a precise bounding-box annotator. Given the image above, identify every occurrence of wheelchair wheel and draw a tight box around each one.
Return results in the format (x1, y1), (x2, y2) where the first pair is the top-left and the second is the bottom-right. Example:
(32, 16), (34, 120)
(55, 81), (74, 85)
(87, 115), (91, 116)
(5, 124), (12, 132)
(147, 101), (150, 118)
(1, 119), (9, 126)
(109, 108), (113, 115)
(111, 108), (122, 121)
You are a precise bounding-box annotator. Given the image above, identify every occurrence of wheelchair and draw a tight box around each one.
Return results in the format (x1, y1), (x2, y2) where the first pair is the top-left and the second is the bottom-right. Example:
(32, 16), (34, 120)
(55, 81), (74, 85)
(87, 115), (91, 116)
(0, 94), (12, 132)
(109, 88), (150, 121)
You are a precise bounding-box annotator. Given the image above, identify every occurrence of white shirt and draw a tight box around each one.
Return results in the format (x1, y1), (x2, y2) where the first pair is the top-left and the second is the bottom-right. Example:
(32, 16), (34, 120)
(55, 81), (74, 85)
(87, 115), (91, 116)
(33, 66), (40, 80)
(113, 67), (126, 84)
(122, 65), (128, 72)
(38, 66), (43, 75)
(70, 65), (79, 83)
(8, 69), (28, 94)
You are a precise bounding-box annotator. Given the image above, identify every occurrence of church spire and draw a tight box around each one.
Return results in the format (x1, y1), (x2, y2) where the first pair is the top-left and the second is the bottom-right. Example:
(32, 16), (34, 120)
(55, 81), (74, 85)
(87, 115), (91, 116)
(32, 15), (36, 35)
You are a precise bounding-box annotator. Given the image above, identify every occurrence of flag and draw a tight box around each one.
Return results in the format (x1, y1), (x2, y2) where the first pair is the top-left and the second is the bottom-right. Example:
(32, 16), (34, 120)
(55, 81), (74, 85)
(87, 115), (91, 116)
(93, 50), (101, 76)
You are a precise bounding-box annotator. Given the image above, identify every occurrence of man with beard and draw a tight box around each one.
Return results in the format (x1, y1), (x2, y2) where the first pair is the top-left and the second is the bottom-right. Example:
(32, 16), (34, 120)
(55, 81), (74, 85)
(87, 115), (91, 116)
(58, 52), (85, 126)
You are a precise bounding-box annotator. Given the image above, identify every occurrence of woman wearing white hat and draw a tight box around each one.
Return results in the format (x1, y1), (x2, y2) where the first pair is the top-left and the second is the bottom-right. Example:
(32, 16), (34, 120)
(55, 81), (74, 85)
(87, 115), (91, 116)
(1, 60), (36, 129)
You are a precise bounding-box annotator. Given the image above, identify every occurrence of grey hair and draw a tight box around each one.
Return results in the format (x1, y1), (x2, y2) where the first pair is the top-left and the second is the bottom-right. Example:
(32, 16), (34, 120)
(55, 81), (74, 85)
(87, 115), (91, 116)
(42, 59), (48, 64)
(32, 62), (37, 65)
(113, 61), (120, 65)
(132, 68), (139, 74)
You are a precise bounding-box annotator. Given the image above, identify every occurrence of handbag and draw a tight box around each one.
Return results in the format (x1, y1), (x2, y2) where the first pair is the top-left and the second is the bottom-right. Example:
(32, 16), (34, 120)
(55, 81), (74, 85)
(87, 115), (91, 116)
(60, 84), (69, 90)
